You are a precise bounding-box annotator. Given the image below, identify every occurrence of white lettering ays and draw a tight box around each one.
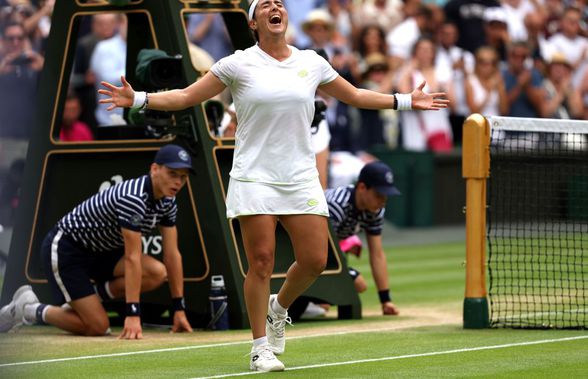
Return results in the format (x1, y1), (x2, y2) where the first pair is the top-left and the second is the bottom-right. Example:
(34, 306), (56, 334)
(142, 235), (162, 255)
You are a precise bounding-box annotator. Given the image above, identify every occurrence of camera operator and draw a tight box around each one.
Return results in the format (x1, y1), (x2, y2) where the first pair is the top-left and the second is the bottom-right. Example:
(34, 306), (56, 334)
(0, 20), (43, 141)
(0, 21), (43, 75)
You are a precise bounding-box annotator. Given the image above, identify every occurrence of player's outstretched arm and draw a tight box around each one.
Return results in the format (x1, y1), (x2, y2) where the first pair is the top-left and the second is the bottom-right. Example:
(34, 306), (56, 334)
(98, 71), (226, 112)
(320, 76), (449, 111)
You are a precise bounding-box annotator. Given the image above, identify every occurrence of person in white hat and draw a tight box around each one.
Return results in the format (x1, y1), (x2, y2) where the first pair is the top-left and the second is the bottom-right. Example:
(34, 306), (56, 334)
(98, 0), (449, 372)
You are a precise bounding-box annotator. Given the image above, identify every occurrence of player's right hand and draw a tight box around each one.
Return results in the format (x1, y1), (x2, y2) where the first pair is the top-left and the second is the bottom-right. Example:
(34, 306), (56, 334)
(98, 75), (135, 111)
(119, 316), (143, 340)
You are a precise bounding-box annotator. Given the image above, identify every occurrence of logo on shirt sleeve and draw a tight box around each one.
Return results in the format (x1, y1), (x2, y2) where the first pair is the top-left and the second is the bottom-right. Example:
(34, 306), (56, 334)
(130, 214), (142, 227)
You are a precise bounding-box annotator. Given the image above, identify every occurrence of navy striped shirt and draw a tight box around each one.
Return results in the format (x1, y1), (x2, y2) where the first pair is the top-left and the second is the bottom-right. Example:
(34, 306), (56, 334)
(57, 175), (177, 253)
(325, 185), (385, 239)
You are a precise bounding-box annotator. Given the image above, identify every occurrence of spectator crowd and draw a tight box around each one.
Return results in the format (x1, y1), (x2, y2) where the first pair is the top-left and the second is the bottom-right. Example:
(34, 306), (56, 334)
(1, 0), (588, 226)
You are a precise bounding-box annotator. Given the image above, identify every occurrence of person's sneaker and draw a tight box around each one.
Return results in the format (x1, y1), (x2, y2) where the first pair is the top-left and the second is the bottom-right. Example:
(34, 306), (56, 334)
(14, 286), (39, 325)
(301, 301), (328, 319)
(0, 285), (37, 332)
(266, 294), (292, 355)
(249, 343), (285, 372)
(0, 303), (17, 332)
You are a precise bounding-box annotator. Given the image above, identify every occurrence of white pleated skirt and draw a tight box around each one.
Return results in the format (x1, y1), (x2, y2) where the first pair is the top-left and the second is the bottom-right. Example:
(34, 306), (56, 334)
(225, 177), (329, 219)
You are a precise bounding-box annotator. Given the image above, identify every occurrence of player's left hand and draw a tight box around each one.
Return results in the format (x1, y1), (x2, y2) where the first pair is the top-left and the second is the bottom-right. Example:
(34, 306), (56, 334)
(171, 311), (193, 333)
(382, 301), (399, 316)
(119, 316), (143, 339)
(411, 81), (450, 111)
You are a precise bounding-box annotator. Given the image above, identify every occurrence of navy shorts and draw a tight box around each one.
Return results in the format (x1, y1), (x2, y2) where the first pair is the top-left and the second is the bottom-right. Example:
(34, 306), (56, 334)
(41, 227), (123, 304)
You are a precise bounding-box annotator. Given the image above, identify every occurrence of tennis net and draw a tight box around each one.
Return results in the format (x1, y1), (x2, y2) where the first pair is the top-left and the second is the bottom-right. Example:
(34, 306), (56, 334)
(487, 116), (588, 329)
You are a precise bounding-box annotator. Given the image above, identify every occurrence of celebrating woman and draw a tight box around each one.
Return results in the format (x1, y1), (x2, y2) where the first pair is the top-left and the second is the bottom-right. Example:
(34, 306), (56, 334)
(99, 0), (448, 372)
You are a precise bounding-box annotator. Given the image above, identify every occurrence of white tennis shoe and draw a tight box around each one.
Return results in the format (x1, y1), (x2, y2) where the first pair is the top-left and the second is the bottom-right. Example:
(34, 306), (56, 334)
(0, 285), (39, 332)
(266, 294), (292, 355)
(249, 343), (285, 372)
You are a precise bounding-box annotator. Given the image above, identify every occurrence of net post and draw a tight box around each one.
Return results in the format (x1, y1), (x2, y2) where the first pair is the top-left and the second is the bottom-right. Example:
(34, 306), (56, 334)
(462, 114), (490, 328)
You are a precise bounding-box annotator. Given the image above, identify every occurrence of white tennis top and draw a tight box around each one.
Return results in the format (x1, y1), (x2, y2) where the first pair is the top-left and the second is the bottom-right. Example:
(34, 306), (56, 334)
(211, 45), (338, 185)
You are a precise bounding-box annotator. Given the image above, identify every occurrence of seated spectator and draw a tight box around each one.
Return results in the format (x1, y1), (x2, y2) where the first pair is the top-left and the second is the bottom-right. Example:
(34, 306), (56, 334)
(545, 6), (588, 86)
(385, 4), (433, 72)
(352, 0), (403, 34)
(350, 24), (390, 85)
(435, 21), (475, 145)
(301, 8), (347, 60)
(397, 37), (454, 152)
(358, 53), (398, 150)
(443, 0), (500, 54)
(324, 0), (355, 48)
(465, 46), (508, 116)
(501, 41), (544, 147)
(72, 13), (120, 131)
(502, 41), (544, 119)
(90, 13), (126, 126)
(540, 52), (583, 120)
(59, 91), (94, 142)
(0, 20), (43, 140)
(284, 0), (326, 48)
(483, 6), (510, 64)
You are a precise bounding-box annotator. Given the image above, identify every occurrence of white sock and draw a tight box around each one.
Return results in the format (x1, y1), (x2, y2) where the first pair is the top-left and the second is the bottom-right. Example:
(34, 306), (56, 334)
(23, 303), (40, 323)
(271, 296), (287, 315)
(253, 336), (268, 348)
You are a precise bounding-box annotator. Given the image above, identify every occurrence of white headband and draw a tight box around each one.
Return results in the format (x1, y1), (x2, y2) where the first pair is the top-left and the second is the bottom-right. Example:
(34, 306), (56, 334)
(248, 0), (260, 20)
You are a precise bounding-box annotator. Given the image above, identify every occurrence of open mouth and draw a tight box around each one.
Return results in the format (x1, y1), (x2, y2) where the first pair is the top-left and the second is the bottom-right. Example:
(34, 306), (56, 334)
(270, 14), (281, 25)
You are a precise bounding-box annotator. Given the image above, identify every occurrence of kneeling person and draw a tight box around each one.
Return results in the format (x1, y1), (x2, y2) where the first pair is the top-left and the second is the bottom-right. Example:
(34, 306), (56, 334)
(0, 144), (194, 338)
(325, 161), (401, 316)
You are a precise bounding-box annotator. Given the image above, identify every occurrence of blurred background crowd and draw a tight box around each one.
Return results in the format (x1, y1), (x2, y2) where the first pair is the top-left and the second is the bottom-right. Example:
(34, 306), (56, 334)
(0, 0), (588, 228)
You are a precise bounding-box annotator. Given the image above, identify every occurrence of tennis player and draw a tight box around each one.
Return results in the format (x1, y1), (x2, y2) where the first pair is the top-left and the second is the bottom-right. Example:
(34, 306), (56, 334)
(97, 0), (448, 371)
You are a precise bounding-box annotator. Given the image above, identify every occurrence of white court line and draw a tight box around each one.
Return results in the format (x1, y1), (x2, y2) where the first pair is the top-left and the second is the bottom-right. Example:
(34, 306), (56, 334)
(0, 341), (249, 368)
(0, 328), (586, 370)
(191, 335), (588, 379)
(0, 325), (433, 368)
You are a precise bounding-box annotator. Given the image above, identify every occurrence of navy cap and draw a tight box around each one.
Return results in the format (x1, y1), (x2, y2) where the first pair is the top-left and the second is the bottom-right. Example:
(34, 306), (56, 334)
(358, 161), (401, 196)
(154, 144), (194, 173)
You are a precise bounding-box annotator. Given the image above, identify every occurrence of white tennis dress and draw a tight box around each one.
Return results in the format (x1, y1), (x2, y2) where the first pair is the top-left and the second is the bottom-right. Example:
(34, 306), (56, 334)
(211, 45), (338, 218)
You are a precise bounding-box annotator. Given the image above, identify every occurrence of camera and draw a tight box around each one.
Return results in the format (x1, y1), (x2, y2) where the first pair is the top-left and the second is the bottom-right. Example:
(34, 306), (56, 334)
(10, 54), (32, 66)
(310, 99), (327, 134)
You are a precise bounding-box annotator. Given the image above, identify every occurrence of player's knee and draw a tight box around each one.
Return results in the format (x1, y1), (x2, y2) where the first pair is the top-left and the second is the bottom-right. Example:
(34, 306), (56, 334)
(143, 261), (167, 289)
(248, 251), (275, 279)
(84, 319), (110, 336)
(151, 263), (167, 286)
(301, 255), (327, 277)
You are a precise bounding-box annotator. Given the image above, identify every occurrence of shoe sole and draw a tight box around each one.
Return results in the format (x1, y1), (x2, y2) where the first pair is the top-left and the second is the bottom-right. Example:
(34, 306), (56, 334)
(0, 285), (33, 333)
(250, 364), (285, 372)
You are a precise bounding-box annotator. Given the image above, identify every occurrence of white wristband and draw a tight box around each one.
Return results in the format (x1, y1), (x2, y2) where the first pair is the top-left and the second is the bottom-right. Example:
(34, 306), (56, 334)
(395, 93), (412, 111)
(132, 91), (147, 109)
